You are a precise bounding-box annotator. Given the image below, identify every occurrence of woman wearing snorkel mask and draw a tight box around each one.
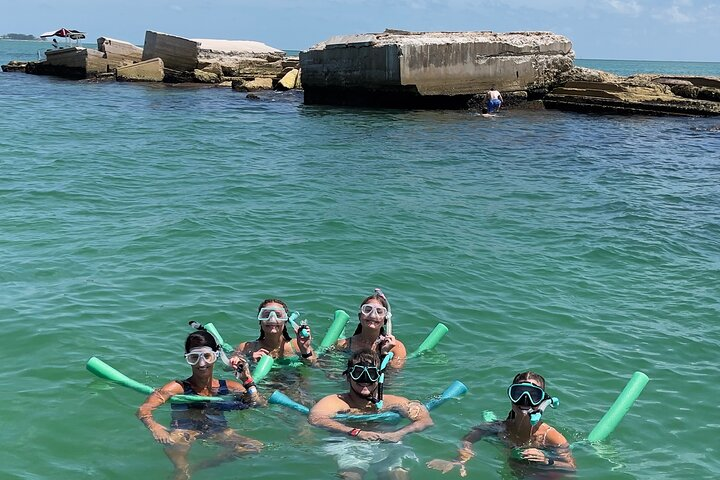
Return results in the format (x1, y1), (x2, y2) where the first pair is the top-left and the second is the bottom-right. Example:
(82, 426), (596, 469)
(336, 290), (406, 369)
(137, 330), (263, 480)
(229, 298), (315, 367)
(427, 371), (575, 476)
(309, 350), (433, 479)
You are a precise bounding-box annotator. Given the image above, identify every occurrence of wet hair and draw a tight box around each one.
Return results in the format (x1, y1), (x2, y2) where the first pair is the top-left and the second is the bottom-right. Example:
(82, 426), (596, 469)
(512, 371), (546, 389)
(343, 349), (380, 377)
(257, 298), (292, 341)
(352, 293), (389, 336)
(506, 371), (547, 420)
(185, 330), (218, 353)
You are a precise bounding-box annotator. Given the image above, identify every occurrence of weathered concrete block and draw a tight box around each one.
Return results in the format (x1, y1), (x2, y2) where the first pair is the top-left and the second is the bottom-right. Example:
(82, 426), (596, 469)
(98, 37), (143, 62)
(300, 30), (574, 107)
(142, 31), (200, 71)
(116, 57), (164, 82)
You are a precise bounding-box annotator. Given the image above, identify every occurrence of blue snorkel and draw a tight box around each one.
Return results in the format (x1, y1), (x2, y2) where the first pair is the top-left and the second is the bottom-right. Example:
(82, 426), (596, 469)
(529, 396), (560, 426)
(374, 351), (394, 409)
(288, 311), (310, 338)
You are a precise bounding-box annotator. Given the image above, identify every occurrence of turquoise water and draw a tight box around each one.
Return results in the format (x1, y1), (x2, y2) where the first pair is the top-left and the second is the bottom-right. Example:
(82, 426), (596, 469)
(576, 58), (720, 77)
(2, 39), (720, 480)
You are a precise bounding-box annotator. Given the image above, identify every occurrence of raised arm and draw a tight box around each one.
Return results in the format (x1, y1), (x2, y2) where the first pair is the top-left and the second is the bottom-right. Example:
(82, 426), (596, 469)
(136, 381), (184, 444)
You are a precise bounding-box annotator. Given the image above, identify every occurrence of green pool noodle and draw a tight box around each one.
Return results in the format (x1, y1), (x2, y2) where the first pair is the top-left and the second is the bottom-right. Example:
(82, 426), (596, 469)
(250, 354), (275, 384)
(87, 355), (276, 402)
(407, 323), (449, 359)
(204, 322), (235, 354)
(587, 371), (649, 442)
(318, 309), (350, 353)
(269, 380), (468, 421)
(86, 356), (224, 403)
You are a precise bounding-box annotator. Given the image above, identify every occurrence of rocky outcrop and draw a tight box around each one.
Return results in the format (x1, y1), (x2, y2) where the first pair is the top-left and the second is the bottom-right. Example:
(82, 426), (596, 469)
(1, 60), (27, 72)
(300, 29), (574, 107)
(544, 68), (720, 116)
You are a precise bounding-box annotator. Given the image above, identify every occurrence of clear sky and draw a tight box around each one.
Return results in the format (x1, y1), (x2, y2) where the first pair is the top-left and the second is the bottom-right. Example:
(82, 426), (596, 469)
(2, 0), (718, 62)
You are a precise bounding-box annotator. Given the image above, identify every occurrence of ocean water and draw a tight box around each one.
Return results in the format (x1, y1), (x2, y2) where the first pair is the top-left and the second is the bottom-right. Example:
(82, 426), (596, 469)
(2, 39), (720, 480)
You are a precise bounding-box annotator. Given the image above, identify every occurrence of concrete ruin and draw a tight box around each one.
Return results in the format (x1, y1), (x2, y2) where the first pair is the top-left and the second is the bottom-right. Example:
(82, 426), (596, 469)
(116, 58), (164, 82)
(300, 30), (574, 107)
(141, 31), (288, 82)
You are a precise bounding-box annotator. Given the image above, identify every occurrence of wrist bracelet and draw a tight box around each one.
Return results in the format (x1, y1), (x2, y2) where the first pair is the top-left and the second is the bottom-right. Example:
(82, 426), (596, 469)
(246, 386), (257, 395)
(243, 377), (255, 387)
(301, 350), (314, 358)
(348, 428), (361, 437)
(546, 457), (554, 466)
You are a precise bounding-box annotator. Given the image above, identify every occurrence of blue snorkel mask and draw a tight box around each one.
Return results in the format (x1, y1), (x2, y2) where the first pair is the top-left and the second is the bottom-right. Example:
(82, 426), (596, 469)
(508, 383), (559, 425)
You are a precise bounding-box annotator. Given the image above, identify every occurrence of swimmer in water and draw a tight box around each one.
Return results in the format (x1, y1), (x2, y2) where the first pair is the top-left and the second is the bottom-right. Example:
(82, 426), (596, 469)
(230, 298), (316, 366)
(137, 329), (262, 480)
(309, 350), (433, 479)
(427, 371), (575, 476)
(335, 289), (406, 369)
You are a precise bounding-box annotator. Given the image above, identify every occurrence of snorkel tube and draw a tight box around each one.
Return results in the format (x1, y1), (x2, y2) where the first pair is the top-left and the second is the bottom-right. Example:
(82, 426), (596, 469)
(529, 396), (559, 426)
(288, 311), (310, 339)
(374, 352), (394, 409)
(374, 288), (392, 336)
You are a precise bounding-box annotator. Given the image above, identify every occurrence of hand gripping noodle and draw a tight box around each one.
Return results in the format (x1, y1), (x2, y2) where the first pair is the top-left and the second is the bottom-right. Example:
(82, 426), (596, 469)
(268, 380), (468, 421)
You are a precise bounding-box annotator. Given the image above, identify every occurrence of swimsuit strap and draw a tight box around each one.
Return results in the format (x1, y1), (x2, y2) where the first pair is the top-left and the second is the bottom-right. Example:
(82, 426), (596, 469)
(178, 379), (194, 395)
(217, 379), (229, 396)
(541, 426), (556, 446)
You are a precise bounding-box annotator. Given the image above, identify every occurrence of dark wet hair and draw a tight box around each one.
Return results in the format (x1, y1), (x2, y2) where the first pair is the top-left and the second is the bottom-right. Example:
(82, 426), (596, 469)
(352, 293), (389, 336)
(512, 371), (546, 389)
(257, 298), (292, 341)
(507, 371), (547, 420)
(185, 330), (218, 353)
(343, 349), (380, 377)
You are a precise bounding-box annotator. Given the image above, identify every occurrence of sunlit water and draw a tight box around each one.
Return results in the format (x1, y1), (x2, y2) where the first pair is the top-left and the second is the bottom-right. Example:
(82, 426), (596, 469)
(2, 40), (720, 480)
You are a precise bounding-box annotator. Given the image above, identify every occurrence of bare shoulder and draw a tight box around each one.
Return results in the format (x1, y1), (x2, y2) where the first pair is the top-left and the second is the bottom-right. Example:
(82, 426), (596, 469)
(335, 337), (350, 349)
(158, 380), (185, 395)
(391, 339), (407, 355)
(310, 393), (349, 416)
(236, 341), (255, 354)
(541, 423), (570, 447)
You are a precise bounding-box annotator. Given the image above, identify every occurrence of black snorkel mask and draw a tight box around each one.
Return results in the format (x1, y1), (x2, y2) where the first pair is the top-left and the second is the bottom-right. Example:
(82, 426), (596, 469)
(508, 383), (559, 425)
(344, 352), (394, 407)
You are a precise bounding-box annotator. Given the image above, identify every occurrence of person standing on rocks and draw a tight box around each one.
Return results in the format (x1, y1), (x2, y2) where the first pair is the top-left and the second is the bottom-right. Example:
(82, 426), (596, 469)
(485, 86), (503, 113)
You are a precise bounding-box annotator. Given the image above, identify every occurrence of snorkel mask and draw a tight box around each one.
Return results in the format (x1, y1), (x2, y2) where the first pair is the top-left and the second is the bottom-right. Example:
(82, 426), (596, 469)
(188, 321), (232, 367)
(343, 352), (394, 408)
(508, 383), (559, 425)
